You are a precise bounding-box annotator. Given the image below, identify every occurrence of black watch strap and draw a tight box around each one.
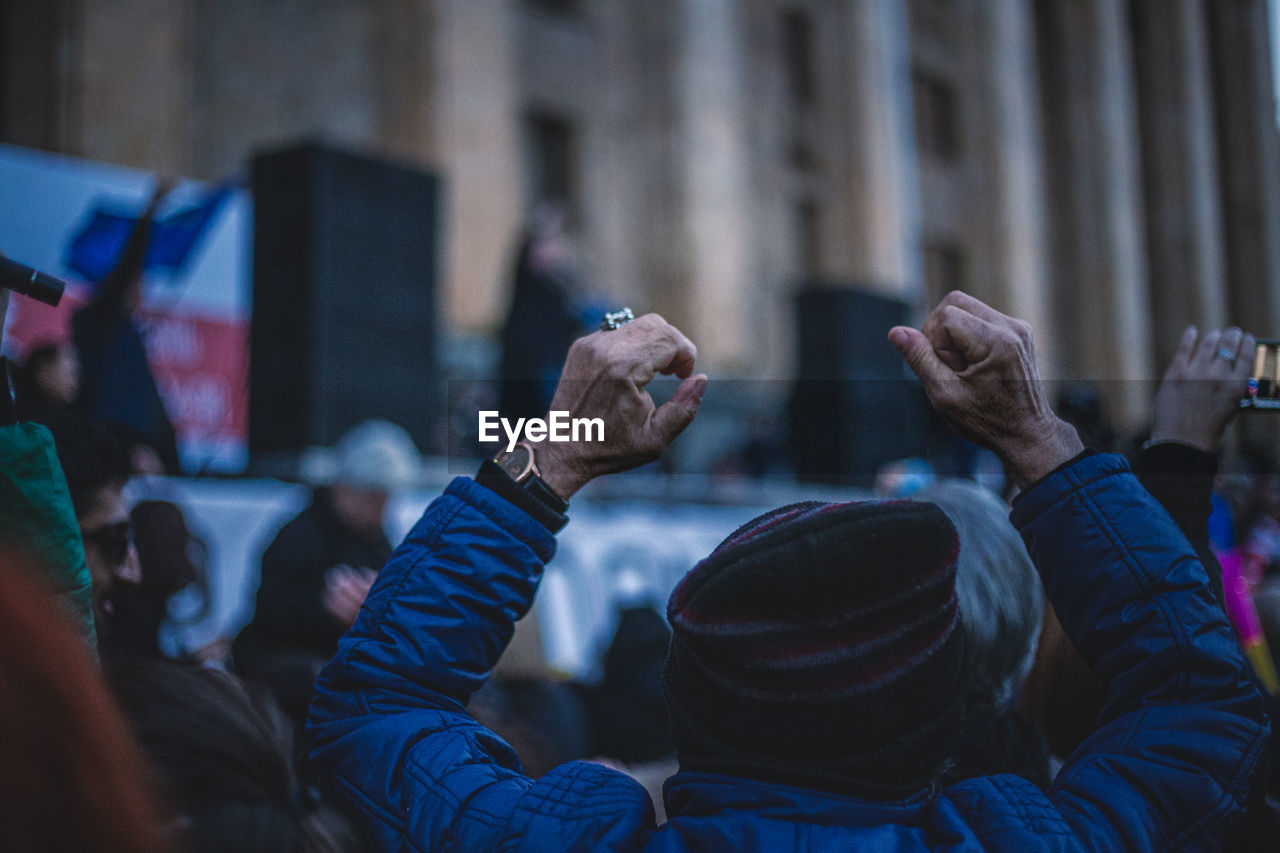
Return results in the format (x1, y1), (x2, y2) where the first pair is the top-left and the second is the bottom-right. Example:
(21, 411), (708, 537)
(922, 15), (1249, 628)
(476, 459), (569, 533)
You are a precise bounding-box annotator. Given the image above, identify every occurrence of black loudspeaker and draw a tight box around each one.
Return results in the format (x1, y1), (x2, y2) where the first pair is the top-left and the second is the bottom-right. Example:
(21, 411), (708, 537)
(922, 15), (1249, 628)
(788, 287), (939, 485)
(250, 143), (440, 461)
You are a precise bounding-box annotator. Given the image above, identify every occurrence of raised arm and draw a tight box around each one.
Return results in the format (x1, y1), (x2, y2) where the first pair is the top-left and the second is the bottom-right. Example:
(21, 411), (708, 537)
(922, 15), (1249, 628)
(1139, 324), (1254, 600)
(892, 292), (1268, 850)
(308, 314), (705, 851)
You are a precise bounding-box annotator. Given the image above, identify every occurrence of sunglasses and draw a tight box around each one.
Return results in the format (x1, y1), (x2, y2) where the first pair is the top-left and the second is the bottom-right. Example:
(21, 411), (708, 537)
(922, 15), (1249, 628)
(80, 521), (133, 568)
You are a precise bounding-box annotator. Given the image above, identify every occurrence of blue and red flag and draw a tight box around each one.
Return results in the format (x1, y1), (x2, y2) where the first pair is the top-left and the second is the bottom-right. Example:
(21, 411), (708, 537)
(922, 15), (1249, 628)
(65, 185), (232, 283)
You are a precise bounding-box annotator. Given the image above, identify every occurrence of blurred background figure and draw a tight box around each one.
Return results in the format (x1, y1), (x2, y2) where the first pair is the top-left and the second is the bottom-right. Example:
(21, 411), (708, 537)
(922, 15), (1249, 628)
(467, 675), (593, 781)
(43, 416), (143, 646)
(874, 457), (937, 499)
(109, 658), (365, 853)
(108, 499), (209, 661)
(1055, 385), (1119, 455)
(0, 551), (166, 853)
(922, 479), (1048, 789)
(73, 181), (181, 475)
(13, 340), (81, 425)
(498, 202), (587, 421)
(234, 420), (421, 730)
(581, 605), (675, 767)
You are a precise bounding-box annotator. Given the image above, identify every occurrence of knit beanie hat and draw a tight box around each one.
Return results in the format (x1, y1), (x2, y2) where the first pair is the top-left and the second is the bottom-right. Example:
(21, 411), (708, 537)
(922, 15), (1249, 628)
(663, 500), (967, 798)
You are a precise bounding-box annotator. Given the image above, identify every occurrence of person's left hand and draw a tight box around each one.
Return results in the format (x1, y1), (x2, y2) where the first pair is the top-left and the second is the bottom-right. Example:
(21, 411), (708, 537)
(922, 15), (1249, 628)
(1150, 325), (1254, 453)
(324, 565), (377, 628)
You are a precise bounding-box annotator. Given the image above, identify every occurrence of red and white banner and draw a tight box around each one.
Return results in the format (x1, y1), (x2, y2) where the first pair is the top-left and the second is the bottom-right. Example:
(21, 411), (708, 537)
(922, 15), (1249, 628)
(0, 143), (251, 472)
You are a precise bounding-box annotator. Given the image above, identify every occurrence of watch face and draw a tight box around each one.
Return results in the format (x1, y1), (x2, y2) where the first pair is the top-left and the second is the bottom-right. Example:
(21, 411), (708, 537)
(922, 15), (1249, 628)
(496, 443), (534, 482)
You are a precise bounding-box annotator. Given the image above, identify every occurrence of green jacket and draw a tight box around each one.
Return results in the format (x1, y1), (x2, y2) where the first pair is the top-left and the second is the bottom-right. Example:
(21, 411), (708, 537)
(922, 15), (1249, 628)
(0, 421), (97, 648)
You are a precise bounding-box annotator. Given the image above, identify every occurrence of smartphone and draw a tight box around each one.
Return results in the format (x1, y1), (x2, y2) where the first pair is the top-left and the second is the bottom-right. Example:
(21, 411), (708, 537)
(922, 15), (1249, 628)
(1242, 339), (1280, 410)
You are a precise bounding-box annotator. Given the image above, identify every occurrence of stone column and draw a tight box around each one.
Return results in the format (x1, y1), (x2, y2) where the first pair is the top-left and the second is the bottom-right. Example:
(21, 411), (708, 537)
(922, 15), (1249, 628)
(1037, 0), (1154, 429)
(842, 0), (923, 303)
(1131, 0), (1228, 365)
(375, 0), (436, 165)
(425, 0), (523, 332)
(1205, 0), (1280, 338)
(74, 0), (190, 173)
(974, 0), (1057, 376)
(672, 0), (754, 367)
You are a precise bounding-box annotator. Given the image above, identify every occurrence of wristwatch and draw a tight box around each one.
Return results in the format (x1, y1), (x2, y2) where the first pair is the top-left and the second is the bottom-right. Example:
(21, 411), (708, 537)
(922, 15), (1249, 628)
(491, 441), (570, 515)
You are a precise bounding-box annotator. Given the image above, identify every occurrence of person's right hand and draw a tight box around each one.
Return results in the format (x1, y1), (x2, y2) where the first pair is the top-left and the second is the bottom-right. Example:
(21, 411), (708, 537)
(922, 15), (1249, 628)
(1149, 325), (1254, 453)
(536, 313), (707, 499)
(889, 291), (1083, 490)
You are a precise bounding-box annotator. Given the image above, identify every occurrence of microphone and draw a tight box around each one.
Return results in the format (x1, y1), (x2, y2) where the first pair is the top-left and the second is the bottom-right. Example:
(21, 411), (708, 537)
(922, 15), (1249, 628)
(0, 256), (65, 306)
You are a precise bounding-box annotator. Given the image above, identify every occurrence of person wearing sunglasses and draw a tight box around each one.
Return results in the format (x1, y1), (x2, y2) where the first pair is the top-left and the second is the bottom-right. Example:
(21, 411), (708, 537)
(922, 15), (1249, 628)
(43, 416), (141, 642)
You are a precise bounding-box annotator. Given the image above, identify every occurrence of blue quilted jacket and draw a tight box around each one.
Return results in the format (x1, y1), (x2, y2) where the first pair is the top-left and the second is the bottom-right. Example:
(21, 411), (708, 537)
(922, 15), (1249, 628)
(308, 454), (1268, 851)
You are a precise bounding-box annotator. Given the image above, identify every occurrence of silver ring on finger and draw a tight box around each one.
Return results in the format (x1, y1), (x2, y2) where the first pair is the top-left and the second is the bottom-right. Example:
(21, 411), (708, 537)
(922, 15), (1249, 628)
(1214, 347), (1237, 366)
(601, 307), (635, 331)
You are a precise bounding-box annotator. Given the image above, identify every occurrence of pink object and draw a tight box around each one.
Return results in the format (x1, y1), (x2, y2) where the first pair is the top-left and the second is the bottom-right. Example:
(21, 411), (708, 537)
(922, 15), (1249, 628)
(1220, 549), (1265, 645)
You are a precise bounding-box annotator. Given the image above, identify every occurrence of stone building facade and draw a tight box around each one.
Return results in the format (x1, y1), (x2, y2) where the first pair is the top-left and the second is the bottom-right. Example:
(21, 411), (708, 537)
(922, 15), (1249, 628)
(3, 0), (1279, 428)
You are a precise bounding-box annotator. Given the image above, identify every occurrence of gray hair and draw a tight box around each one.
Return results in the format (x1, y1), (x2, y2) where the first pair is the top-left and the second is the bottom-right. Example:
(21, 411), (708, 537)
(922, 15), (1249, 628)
(921, 480), (1043, 711)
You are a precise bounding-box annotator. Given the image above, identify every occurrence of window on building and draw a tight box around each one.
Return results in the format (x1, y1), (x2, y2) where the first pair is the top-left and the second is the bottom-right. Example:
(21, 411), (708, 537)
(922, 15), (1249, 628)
(781, 9), (820, 171)
(525, 0), (581, 16)
(911, 70), (961, 160)
(923, 243), (965, 303)
(524, 111), (576, 211)
(782, 9), (816, 109)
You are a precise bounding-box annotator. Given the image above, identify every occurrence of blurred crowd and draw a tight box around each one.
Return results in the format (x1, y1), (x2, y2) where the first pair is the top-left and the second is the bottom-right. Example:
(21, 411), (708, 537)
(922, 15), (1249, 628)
(3, 187), (1280, 852)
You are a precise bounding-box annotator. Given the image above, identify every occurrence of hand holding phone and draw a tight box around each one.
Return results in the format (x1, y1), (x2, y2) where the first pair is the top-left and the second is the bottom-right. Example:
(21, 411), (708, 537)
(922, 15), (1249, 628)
(1151, 326), (1254, 451)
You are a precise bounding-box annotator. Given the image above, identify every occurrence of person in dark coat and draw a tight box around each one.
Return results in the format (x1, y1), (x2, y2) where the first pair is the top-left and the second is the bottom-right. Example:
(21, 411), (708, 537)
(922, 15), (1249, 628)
(583, 605), (676, 765)
(107, 500), (207, 660)
(72, 182), (181, 474)
(235, 420), (420, 728)
(498, 203), (585, 422)
(1022, 323), (1280, 847)
(308, 300), (1268, 851)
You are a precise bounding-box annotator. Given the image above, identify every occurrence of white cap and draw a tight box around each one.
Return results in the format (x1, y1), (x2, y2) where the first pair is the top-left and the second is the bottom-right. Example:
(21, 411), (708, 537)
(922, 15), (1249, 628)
(299, 419), (422, 491)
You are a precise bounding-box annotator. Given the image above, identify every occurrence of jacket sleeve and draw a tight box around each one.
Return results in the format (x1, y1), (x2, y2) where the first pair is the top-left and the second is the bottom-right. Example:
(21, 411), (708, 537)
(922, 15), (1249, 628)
(1134, 442), (1225, 606)
(1010, 453), (1268, 851)
(251, 516), (341, 648)
(307, 477), (654, 852)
